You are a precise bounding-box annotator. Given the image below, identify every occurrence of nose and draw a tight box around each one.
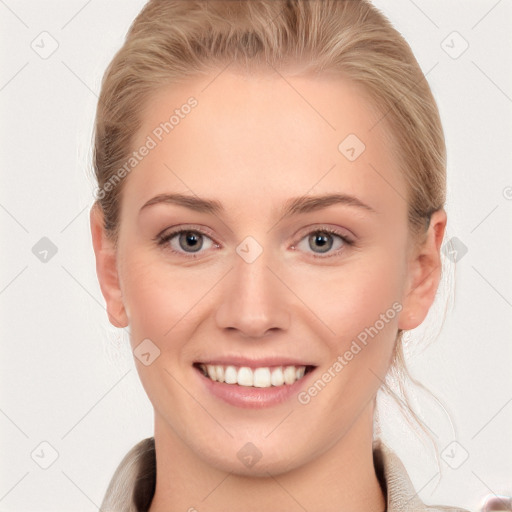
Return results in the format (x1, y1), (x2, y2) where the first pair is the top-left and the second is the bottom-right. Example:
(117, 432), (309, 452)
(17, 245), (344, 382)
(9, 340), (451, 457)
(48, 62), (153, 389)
(215, 246), (291, 338)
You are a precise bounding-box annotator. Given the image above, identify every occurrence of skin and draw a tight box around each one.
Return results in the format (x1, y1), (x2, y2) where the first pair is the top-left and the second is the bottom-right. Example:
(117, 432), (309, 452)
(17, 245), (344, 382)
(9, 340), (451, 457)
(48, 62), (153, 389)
(91, 68), (447, 512)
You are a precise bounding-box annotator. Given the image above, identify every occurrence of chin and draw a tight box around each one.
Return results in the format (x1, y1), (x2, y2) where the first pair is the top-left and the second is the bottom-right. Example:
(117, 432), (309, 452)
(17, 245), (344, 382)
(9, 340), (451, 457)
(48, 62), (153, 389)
(213, 452), (301, 478)
(191, 435), (304, 477)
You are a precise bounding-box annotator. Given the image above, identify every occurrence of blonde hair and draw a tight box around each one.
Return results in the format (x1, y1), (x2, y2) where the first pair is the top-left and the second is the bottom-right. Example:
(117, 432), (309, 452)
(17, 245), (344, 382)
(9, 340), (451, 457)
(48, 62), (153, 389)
(92, 0), (450, 502)
(93, 0), (445, 243)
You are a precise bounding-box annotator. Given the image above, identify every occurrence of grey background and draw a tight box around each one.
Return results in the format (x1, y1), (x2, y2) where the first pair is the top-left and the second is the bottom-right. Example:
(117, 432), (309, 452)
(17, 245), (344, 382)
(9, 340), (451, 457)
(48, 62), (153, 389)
(0, 1), (511, 511)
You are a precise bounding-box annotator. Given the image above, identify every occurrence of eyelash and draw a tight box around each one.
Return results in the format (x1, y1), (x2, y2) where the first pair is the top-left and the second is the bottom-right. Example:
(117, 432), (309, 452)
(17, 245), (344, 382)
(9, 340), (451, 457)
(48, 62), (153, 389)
(155, 225), (355, 260)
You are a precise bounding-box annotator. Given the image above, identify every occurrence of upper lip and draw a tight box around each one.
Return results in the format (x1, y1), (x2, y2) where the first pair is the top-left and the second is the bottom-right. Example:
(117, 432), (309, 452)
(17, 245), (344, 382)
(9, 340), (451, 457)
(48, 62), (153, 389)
(194, 356), (317, 369)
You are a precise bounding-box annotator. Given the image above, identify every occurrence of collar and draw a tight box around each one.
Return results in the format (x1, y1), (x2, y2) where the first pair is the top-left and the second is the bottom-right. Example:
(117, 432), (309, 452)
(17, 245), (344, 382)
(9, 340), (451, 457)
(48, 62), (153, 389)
(100, 437), (469, 512)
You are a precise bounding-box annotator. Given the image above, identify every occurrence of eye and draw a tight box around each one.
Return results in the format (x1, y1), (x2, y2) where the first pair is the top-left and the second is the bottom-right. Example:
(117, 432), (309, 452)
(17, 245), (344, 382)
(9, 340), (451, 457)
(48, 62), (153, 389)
(157, 227), (218, 256)
(292, 227), (354, 258)
(155, 225), (354, 259)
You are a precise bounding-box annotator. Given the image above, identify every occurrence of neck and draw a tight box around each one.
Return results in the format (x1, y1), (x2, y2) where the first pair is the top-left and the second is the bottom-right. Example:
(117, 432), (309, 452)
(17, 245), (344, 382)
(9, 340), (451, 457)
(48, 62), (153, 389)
(148, 403), (386, 512)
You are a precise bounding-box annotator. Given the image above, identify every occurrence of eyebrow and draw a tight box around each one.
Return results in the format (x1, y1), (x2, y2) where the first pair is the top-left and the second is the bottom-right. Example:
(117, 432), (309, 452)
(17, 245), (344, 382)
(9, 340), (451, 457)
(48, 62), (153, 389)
(139, 192), (377, 217)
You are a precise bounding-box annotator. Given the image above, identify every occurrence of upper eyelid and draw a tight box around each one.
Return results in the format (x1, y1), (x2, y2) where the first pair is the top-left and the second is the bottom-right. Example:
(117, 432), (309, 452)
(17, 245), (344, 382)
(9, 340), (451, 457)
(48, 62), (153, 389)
(158, 224), (217, 241)
(294, 224), (353, 241)
(159, 224), (352, 243)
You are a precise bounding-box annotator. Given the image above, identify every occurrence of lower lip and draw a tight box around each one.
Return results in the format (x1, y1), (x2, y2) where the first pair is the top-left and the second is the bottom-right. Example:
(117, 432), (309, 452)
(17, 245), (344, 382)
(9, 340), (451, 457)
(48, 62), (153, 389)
(195, 366), (316, 409)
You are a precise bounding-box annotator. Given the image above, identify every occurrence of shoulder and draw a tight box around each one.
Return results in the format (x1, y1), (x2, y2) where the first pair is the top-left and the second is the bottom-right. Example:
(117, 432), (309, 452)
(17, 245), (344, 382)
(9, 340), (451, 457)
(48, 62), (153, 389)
(100, 437), (155, 512)
(373, 439), (471, 512)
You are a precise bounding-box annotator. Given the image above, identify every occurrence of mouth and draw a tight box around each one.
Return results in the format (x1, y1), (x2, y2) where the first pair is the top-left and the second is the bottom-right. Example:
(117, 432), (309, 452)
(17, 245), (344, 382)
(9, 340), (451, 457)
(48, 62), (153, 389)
(193, 362), (316, 388)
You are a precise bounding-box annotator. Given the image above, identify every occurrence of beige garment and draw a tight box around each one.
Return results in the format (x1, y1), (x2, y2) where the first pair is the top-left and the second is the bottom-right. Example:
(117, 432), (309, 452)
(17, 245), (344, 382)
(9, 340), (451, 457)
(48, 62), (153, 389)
(100, 437), (470, 512)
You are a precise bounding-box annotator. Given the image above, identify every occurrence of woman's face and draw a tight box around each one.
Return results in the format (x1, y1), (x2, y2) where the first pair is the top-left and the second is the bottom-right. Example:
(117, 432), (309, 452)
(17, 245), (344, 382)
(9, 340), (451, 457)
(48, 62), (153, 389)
(93, 70), (443, 475)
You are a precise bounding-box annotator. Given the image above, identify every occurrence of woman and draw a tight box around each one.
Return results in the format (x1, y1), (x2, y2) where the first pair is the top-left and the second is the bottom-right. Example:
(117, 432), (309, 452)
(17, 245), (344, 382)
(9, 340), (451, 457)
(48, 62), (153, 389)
(90, 1), (471, 510)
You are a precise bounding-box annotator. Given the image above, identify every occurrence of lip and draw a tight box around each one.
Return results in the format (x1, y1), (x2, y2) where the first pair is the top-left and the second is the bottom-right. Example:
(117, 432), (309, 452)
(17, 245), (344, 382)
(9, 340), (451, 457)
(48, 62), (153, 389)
(194, 364), (317, 409)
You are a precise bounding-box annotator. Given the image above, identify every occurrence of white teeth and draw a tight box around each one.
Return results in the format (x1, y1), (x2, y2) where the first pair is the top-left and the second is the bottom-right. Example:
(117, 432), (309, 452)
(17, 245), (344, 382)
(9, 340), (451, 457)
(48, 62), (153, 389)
(253, 367), (271, 388)
(215, 365), (224, 383)
(198, 363), (309, 388)
(271, 366), (284, 386)
(283, 365), (296, 385)
(206, 365), (216, 380)
(237, 367), (253, 387)
(224, 365), (238, 384)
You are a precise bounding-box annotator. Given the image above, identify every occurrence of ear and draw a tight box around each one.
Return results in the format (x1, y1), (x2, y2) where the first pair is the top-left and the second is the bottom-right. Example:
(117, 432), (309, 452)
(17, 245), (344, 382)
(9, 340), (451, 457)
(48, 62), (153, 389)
(90, 204), (129, 328)
(398, 209), (447, 331)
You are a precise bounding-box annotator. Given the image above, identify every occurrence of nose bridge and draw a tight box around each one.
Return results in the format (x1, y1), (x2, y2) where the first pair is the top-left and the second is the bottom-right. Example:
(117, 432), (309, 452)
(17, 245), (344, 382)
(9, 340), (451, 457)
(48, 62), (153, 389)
(235, 247), (275, 297)
(214, 238), (290, 337)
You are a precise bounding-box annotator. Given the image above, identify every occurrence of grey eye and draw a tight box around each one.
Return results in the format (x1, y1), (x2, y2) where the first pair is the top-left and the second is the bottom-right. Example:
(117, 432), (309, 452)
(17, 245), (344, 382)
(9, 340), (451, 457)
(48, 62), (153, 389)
(178, 231), (204, 252)
(308, 232), (334, 253)
(296, 231), (345, 255)
(163, 230), (215, 254)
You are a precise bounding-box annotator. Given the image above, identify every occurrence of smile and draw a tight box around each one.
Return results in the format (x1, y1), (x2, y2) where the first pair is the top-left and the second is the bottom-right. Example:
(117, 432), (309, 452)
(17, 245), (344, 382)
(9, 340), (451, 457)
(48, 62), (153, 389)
(194, 363), (315, 388)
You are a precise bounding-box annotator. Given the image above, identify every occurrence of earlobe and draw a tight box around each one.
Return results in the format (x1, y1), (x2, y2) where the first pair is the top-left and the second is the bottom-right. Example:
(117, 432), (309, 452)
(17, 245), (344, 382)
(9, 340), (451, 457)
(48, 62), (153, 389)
(398, 209), (447, 331)
(90, 204), (129, 328)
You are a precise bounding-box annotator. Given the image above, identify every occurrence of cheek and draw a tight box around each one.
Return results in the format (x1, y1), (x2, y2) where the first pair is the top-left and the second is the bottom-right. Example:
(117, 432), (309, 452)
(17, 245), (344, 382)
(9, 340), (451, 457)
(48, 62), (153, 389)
(119, 251), (226, 347)
(119, 253), (184, 340)
(297, 261), (402, 419)
(289, 253), (405, 343)
(119, 228), (407, 349)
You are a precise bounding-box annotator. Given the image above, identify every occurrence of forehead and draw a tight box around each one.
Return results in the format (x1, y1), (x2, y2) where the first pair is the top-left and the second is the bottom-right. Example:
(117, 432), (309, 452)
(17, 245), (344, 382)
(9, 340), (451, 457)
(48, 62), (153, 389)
(125, 69), (406, 219)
